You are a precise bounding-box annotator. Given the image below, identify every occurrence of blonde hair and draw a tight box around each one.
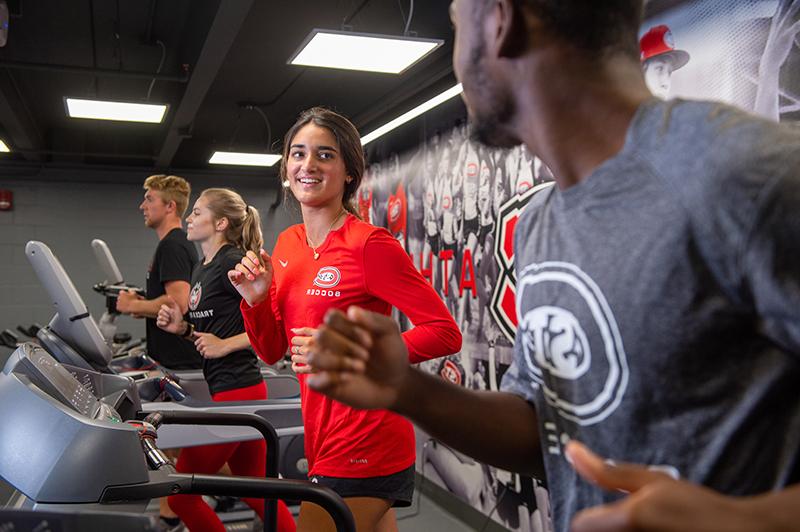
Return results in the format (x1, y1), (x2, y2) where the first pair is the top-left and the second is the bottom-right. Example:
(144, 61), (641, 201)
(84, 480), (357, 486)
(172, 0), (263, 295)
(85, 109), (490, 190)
(200, 188), (263, 255)
(143, 174), (191, 217)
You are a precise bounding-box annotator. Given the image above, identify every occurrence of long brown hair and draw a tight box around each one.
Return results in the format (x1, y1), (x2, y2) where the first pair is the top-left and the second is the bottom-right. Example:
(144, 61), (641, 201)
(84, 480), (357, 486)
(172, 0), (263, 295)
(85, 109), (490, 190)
(200, 188), (263, 255)
(279, 107), (364, 217)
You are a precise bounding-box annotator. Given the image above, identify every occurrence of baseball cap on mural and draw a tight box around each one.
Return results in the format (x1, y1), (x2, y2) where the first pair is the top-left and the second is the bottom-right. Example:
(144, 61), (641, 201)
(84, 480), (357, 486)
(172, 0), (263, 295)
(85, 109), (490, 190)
(640, 25), (690, 70)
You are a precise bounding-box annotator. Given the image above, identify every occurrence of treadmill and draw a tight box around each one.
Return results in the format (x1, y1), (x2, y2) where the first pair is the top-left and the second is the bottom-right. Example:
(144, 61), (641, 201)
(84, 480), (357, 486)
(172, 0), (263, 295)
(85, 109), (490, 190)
(90, 238), (145, 348)
(0, 343), (353, 532)
(25, 240), (307, 480)
(90, 238), (296, 397)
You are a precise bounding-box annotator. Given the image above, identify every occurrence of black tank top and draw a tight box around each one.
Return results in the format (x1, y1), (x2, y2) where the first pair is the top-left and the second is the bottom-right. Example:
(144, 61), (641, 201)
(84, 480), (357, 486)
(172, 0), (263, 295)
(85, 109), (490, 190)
(188, 245), (262, 395)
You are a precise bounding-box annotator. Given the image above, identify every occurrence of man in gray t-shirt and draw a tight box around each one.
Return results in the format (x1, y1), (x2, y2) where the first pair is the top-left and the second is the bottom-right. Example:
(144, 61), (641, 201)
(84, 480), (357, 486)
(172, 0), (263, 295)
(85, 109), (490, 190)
(500, 96), (800, 531)
(301, 1), (800, 531)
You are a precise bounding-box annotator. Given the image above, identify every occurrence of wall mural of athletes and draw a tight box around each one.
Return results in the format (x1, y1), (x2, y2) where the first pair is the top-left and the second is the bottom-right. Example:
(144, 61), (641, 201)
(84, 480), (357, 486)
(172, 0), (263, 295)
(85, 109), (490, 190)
(357, 1), (800, 530)
(361, 126), (556, 531)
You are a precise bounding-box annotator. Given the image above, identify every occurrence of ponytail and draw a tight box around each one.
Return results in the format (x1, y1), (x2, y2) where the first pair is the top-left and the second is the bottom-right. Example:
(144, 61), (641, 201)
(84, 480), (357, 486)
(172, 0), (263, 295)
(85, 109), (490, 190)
(241, 204), (264, 255)
(200, 188), (264, 255)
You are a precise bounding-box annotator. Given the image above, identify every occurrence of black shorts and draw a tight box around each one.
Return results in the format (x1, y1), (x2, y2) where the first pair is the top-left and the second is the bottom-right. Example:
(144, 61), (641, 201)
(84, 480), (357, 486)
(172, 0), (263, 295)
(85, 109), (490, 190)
(426, 233), (440, 255)
(478, 222), (493, 245)
(309, 464), (415, 508)
(463, 216), (479, 238)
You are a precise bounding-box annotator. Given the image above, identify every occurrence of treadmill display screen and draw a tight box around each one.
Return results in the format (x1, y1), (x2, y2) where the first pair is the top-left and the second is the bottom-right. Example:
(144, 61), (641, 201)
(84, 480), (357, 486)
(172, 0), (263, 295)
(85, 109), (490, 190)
(28, 350), (98, 417)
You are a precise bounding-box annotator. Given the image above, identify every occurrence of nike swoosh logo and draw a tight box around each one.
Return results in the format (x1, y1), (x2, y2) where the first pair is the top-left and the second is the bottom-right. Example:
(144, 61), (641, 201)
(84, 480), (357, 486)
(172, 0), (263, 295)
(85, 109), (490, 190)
(279, 260), (288, 268)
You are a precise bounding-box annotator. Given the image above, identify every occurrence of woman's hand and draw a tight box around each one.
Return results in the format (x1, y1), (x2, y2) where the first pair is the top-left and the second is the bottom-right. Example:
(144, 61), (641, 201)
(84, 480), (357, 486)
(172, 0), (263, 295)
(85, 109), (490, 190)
(289, 327), (318, 374)
(228, 249), (273, 307)
(194, 332), (231, 359)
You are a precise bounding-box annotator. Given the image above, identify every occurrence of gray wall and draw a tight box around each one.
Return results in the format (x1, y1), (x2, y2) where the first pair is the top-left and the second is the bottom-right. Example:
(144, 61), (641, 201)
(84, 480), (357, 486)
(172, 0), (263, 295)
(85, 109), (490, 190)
(0, 177), (301, 352)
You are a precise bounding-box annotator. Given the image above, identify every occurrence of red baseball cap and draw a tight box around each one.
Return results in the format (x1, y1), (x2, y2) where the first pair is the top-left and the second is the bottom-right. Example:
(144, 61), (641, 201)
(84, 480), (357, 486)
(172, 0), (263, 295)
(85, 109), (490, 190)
(640, 25), (690, 70)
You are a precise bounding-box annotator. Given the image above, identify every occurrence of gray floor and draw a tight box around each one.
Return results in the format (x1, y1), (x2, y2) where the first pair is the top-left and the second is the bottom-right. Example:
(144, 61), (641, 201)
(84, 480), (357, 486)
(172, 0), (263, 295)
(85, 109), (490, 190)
(397, 491), (493, 532)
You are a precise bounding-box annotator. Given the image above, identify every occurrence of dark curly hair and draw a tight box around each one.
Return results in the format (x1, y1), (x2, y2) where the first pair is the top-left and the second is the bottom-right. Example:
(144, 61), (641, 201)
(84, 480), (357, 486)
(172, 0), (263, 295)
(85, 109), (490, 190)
(477, 0), (644, 59)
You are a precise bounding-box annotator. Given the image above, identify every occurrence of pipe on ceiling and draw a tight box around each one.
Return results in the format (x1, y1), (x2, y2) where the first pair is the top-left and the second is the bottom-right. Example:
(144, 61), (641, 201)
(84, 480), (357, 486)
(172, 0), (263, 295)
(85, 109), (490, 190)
(0, 60), (189, 82)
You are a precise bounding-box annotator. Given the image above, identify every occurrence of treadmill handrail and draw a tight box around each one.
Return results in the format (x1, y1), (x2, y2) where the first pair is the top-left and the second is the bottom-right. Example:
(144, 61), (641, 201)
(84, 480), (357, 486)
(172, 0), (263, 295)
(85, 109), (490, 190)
(101, 473), (355, 532)
(144, 397), (301, 409)
(142, 410), (280, 531)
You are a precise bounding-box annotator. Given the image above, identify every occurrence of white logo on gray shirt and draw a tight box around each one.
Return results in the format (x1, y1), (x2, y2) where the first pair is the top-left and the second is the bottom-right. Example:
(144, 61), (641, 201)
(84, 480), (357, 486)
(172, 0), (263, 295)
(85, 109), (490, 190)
(517, 262), (629, 426)
(520, 306), (591, 380)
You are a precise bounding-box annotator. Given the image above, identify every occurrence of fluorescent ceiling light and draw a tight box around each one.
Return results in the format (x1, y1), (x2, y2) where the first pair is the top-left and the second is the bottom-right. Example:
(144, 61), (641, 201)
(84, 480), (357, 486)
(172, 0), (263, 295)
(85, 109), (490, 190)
(289, 29), (443, 74)
(65, 98), (168, 123)
(0, 139), (9, 153)
(209, 151), (282, 167)
(361, 84), (463, 146)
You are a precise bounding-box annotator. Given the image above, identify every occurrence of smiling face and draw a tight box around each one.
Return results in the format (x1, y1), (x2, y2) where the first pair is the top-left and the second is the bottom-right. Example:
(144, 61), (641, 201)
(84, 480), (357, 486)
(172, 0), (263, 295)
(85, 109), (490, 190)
(185, 195), (219, 242)
(286, 123), (350, 210)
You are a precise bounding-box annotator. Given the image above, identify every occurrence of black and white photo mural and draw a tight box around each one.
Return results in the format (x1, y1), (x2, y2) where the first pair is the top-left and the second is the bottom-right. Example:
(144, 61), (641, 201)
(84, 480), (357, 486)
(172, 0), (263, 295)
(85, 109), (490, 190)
(362, 124), (556, 531)
(356, 1), (800, 530)
(641, 0), (800, 122)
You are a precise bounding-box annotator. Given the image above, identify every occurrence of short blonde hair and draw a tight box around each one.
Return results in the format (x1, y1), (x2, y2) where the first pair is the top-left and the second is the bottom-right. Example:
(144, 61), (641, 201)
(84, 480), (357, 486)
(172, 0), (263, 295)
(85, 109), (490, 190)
(143, 174), (191, 217)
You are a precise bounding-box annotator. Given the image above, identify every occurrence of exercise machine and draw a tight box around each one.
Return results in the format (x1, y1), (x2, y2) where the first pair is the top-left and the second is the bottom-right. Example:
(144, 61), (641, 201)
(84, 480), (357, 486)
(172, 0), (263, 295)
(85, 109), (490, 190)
(0, 343), (353, 531)
(24, 240), (307, 480)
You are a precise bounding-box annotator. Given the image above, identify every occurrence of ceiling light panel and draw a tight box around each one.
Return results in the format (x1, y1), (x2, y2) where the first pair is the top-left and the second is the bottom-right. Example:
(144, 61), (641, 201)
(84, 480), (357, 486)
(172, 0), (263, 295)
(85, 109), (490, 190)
(361, 84), (463, 145)
(65, 98), (168, 123)
(289, 29), (443, 74)
(209, 151), (282, 167)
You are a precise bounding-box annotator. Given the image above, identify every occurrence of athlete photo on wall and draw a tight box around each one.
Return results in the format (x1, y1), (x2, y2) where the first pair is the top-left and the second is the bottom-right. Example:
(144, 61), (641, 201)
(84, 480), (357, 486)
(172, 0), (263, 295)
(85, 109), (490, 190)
(361, 126), (555, 532)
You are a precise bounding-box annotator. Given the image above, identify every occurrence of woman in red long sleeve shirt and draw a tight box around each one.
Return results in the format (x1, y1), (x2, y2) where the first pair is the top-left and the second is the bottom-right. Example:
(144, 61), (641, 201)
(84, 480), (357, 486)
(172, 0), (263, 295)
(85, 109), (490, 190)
(229, 107), (461, 532)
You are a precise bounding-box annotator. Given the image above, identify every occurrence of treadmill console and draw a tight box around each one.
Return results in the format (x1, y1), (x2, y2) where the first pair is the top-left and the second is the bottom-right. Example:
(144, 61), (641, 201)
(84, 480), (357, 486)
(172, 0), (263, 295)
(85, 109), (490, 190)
(12, 343), (121, 422)
(0, 343), (149, 503)
(21, 344), (98, 417)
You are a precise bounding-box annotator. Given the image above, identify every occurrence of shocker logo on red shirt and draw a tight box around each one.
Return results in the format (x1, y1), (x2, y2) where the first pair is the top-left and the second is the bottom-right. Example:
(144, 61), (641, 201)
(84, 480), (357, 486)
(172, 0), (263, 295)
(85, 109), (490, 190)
(308, 266), (343, 298)
(313, 266), (341, 289)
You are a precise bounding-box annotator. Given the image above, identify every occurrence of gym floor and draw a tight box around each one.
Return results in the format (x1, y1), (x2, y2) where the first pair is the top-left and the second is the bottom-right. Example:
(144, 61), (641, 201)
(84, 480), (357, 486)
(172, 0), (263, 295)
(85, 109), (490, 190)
(396, 494), (500, 531)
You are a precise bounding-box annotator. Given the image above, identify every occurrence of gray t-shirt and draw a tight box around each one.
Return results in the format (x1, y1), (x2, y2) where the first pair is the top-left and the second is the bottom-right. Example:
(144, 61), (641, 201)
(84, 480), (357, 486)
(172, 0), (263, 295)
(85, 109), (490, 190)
(501, 98), (800, 532)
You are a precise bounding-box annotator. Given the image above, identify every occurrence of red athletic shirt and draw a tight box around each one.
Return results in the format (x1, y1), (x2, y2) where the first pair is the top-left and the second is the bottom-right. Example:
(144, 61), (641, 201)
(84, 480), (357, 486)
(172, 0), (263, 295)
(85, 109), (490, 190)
(241, 214), (461, 478)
